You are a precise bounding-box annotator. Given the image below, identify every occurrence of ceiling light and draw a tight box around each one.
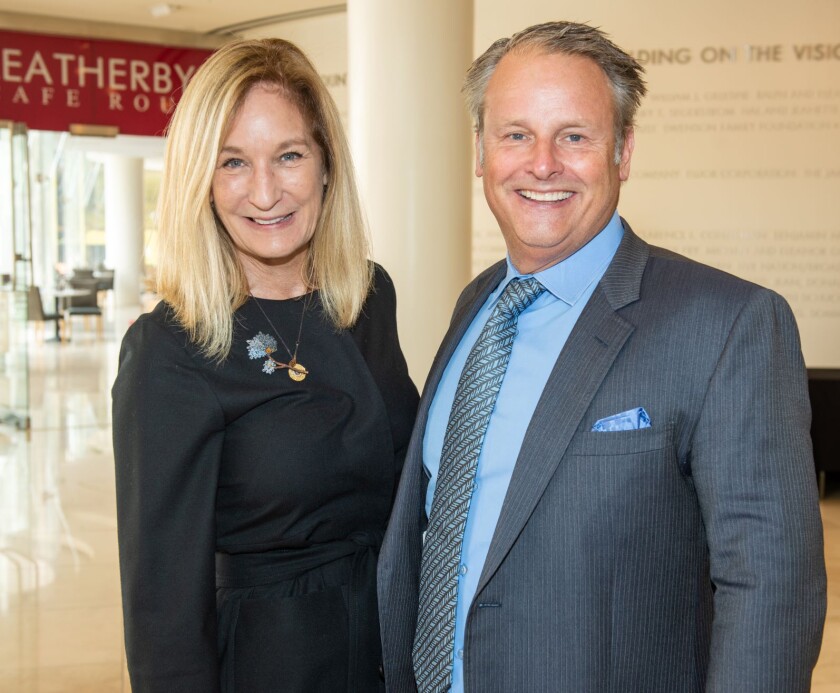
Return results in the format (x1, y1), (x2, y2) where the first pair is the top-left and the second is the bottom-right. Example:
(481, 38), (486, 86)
(149, 3), (179, 18)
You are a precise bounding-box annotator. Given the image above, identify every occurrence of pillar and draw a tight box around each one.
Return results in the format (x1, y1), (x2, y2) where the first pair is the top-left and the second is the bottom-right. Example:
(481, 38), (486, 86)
(103, 156), (144, 308)
(348, 0), (473, 385)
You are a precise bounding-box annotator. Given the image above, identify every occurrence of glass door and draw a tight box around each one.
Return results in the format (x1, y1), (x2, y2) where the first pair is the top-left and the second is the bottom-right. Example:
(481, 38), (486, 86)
(0, 120), (32, 431)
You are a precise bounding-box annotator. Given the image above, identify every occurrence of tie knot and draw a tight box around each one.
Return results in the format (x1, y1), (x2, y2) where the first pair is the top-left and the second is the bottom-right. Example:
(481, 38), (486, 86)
(498, 277), (545, 319)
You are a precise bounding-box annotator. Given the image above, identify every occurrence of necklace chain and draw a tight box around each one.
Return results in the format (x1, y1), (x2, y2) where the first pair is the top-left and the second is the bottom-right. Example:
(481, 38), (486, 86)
(249, 290), (312, 380)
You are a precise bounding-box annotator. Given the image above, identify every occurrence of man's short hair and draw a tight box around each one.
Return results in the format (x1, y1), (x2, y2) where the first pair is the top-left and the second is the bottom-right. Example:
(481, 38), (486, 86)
(463, 21), (647, 159)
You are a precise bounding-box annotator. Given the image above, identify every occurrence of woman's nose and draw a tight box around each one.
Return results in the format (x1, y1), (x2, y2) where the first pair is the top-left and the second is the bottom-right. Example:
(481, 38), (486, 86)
(249, 165), (281, 209)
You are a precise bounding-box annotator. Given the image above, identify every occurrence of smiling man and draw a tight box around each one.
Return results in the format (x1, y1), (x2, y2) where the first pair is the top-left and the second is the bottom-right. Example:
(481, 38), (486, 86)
(378, 21), (826, 693)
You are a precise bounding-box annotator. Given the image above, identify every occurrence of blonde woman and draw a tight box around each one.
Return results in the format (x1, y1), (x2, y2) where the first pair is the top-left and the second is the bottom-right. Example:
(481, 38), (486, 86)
(113, 38), (418, 693)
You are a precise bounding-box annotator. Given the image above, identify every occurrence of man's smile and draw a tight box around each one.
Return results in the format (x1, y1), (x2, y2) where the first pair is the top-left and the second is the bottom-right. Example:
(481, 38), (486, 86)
(517, 190), (574, 202)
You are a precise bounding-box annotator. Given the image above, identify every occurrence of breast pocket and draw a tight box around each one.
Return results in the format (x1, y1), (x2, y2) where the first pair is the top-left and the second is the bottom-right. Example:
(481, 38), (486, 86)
(565, 423), (674, 458)
(556, 424), (689, 536)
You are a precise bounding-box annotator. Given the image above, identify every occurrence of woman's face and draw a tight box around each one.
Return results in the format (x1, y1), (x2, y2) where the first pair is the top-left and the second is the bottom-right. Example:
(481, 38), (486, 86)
(211, 83), (326, 284)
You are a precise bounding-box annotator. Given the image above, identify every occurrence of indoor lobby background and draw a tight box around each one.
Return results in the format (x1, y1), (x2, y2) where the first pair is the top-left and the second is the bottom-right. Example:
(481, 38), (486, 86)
(1, 0), (838, 690)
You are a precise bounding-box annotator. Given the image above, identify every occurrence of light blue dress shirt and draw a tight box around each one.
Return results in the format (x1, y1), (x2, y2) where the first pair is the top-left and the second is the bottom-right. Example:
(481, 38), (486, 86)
(422, 211), (624, 691)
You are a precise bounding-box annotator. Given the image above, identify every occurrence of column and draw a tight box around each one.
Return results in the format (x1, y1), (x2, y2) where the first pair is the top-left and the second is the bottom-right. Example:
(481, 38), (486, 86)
(348, 0), (473, 384)
(103, 156), (144, 308)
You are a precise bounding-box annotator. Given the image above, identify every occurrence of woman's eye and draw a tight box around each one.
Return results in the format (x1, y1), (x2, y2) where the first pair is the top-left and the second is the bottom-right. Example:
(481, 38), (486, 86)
(222, 158), (245, 169)
(281, 151), (303, 162)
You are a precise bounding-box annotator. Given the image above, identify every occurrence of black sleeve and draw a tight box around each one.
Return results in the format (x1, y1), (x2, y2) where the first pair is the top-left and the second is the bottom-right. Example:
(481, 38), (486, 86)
(112, 309), (225, 693)
(350, 264), (420, 483)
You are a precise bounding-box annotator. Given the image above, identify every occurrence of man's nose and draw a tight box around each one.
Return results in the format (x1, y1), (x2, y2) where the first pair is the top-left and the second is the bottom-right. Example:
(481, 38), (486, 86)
(529, 139), (563, 179)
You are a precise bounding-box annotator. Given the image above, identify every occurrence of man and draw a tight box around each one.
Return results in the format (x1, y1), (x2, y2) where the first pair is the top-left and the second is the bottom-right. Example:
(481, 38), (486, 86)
(378, 20), (826, 693)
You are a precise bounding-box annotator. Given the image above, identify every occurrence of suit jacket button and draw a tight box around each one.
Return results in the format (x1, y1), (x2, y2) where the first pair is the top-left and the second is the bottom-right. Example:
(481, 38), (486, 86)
(378, 662), (385, 681)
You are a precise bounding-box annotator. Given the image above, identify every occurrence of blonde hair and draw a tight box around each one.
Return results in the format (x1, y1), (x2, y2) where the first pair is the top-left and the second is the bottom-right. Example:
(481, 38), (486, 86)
(156, 38), (372, 360)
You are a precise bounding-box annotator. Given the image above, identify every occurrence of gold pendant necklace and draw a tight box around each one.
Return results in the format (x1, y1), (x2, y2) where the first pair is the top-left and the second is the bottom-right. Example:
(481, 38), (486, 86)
(247, 290), (312, 381)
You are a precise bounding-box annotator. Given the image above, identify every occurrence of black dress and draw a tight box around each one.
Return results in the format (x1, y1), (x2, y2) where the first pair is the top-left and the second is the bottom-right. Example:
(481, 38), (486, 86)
(113, 265), (419, 693)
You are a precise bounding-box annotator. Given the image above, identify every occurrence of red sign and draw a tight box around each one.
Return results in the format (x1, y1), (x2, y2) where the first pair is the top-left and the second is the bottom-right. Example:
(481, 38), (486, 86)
(0, 29), (215, 136)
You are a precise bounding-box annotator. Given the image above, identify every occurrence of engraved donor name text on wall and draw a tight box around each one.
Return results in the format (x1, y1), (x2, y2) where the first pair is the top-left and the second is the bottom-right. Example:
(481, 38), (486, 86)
(620, 39), (840, 367)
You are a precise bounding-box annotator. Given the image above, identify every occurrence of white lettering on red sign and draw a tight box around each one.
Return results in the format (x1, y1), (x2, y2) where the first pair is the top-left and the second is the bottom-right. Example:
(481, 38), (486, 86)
(2, 48), (23, 82)
(1, 50), (198, 92)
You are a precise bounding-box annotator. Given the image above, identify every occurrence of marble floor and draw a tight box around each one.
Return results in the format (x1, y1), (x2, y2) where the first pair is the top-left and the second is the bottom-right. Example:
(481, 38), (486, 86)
(0, 306), (838, 692)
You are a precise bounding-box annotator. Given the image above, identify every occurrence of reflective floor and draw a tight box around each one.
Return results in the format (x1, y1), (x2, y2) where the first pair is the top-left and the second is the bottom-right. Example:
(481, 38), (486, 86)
(0, 308), (129, 692)
(0, 307), (838, 692)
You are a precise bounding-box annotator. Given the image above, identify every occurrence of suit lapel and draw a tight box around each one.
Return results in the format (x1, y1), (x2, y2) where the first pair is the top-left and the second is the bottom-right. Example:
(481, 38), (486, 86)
(476, 222), (650, 594)
(378, 262), (506, 675)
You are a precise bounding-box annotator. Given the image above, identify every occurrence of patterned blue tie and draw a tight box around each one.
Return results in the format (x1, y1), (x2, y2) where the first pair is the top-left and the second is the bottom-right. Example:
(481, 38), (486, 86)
(413, 277), (546, 692)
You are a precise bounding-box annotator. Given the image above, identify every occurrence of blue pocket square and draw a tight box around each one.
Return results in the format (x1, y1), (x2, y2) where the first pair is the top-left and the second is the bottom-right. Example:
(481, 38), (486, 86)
(591, 407), (651, 432)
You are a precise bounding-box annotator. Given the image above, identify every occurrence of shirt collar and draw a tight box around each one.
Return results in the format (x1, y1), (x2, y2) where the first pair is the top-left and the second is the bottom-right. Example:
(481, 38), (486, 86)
(489, 210), (625, 308)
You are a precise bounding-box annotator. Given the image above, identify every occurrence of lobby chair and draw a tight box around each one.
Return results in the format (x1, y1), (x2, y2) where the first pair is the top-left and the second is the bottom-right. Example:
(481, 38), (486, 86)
(27, 285), (63, 341)
(93, 269), (115, 305)
(94, 269), (114, 292)
(64, 278), (103, 340)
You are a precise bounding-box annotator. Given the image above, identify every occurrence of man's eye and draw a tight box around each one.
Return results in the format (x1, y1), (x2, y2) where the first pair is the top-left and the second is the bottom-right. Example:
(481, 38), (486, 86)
(567, 134), (583, 143)
(508, 133), (526, 141)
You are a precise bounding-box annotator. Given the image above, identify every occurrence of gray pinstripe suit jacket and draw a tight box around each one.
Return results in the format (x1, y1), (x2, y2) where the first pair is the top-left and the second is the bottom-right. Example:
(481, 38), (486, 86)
(377, 221), (826, 692)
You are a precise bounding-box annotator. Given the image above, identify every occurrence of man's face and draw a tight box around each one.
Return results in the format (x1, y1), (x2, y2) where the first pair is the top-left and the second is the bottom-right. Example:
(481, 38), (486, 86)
(477, 49), (634, 274)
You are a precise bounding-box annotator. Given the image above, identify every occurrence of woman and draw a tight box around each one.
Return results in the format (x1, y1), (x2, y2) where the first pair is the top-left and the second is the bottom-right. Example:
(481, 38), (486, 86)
(112, 38), (419, 692)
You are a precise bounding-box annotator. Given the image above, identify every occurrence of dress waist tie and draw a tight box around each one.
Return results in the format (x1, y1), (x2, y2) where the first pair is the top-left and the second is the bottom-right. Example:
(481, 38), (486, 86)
(215, 531), (383, 692)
